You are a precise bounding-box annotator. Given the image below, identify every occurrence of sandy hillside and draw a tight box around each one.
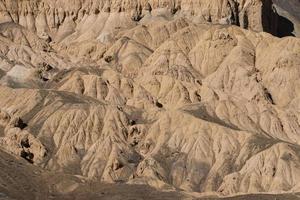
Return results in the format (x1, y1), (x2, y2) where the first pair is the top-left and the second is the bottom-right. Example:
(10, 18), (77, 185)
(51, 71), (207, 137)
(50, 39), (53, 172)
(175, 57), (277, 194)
(0, 0), (300, 199)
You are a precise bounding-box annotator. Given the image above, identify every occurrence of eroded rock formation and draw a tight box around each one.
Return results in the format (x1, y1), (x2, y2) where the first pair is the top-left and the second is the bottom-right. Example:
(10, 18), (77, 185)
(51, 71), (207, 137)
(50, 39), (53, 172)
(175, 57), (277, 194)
(0, 0), (300, 199)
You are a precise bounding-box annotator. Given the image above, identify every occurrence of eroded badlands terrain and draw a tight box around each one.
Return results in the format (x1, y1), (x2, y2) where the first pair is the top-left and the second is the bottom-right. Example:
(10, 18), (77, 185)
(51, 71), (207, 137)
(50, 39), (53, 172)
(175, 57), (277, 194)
(0, 0), (300, 199)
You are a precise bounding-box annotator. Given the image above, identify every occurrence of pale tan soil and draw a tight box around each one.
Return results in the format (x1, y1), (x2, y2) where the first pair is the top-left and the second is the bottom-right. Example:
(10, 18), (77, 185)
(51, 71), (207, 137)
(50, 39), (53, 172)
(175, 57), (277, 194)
(0, 0), (300, 199)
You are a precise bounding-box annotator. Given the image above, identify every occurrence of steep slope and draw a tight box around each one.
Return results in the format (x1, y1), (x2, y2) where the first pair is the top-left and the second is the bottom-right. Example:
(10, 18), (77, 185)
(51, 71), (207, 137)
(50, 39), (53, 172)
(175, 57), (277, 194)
(0, 0), (299, 39)
(0, 0), (300, 199)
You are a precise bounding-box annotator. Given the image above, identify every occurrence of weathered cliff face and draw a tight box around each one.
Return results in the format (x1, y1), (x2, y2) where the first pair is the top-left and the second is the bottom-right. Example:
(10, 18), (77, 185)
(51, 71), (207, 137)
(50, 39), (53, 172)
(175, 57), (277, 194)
(0, 0), (300, 199)
(0, 0), (298, 39)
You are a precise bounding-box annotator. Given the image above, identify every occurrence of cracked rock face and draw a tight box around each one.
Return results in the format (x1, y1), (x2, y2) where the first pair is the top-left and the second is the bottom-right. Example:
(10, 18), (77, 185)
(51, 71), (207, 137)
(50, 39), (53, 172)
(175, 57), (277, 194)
(0, 0), (300, 199)
(0, 0), (299, 38)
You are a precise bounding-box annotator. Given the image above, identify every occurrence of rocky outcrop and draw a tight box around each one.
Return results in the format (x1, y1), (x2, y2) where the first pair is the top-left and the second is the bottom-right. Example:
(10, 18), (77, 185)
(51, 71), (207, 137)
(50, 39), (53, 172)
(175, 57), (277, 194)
(0, 109), (47, 164)
(0, 0), (298, 40)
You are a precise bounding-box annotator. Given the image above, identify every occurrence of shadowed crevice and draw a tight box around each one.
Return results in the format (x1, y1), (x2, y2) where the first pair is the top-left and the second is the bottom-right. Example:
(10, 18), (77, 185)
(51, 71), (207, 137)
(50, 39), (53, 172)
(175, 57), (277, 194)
(262, 0), (295, 37)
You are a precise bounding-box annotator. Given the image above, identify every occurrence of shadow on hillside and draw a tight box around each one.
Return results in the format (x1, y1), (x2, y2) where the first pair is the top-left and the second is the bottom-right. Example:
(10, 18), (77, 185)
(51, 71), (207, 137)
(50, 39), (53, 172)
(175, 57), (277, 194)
(262, 0), (295, 37)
